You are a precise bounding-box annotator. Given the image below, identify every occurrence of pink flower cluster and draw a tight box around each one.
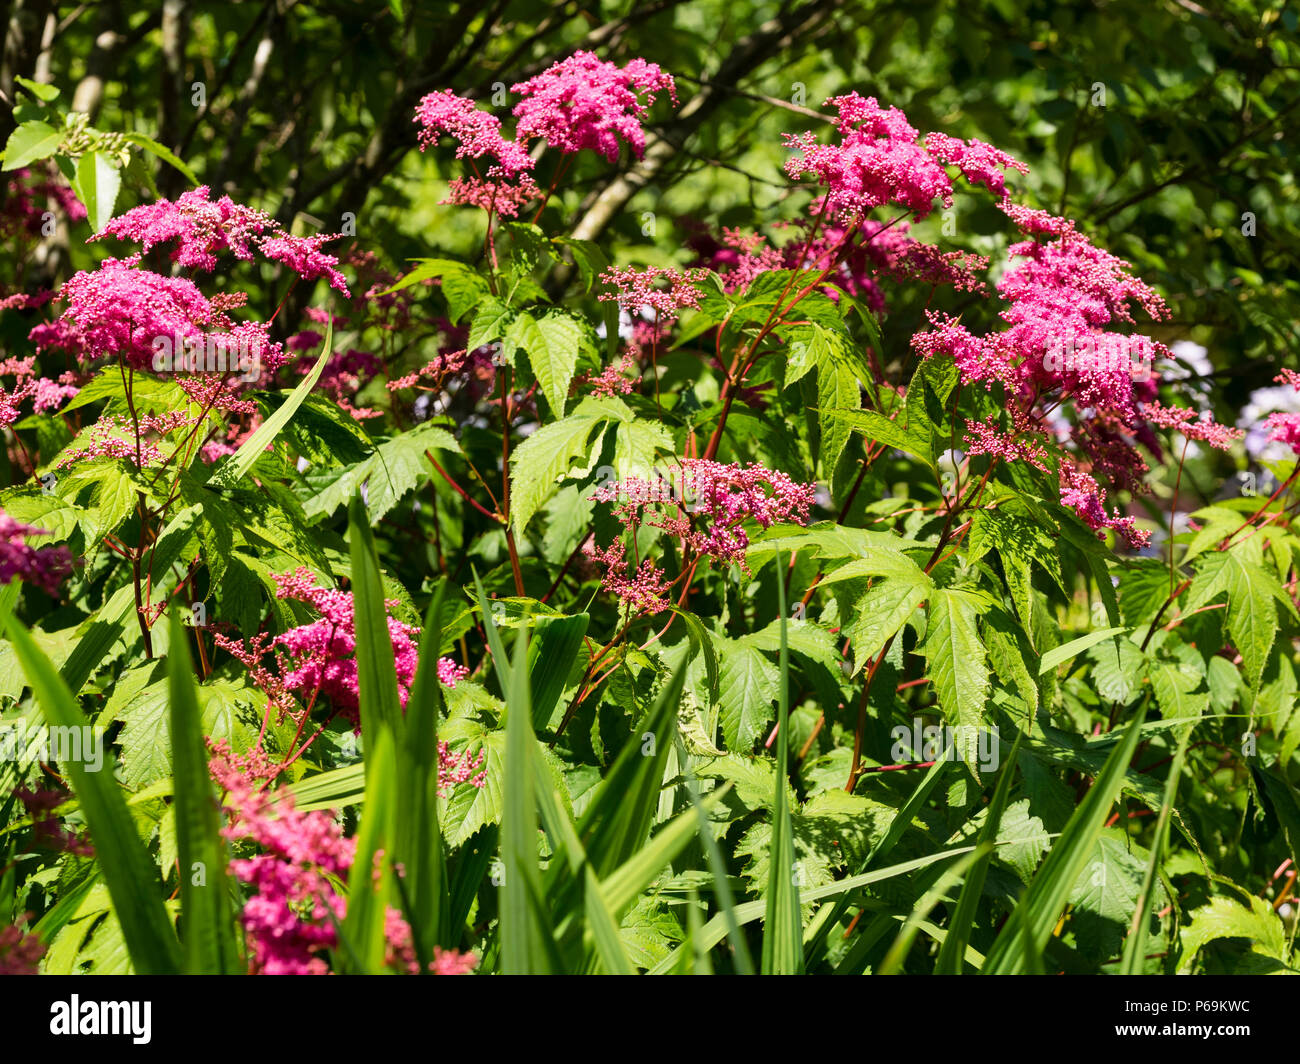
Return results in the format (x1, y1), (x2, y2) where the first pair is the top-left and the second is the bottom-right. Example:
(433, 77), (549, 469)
(442, 173), (542, 218)
(415, 89), (538, 215)
(0, 356), (78, 426)
(784, 94), (956, 220)
(436, 657), (470, 687)
(1059, 459), (1147, 547)
(924, 132), (1029, 199)
(33, 257), (284, 373)
(598, 265), (708, 320)
(2, 167), (85, 245)
(218, 568), (474, 732)
(415, 52), (678, 218)
(1140, 402), (1244, 450)
(414, 89), (535, 178)
(14, 786), (94, 856)
(672, 459), (816, 566)
(1265, 370), (1300, 455)
(512, 51), (677, 161)
(687, 213), (985, 318)
(0, 508), (72, 594)
(270, 567), (421, 726)
(96, 186), (350, 294)
(209, 741), (351, 974)
(905, 195), (1191, 547)
(579, 352), (637, 397)
(211, 742), (479, 976)
(586, 459), (816, 613)
(1266, 412), (1300, 455)
(55, 409), (198, 469)
(581, 540), (675, 616)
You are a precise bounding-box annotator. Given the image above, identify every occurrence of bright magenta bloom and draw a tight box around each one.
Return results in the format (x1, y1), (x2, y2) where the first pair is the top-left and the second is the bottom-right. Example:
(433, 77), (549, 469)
(512, 51), (677, 161)
(414, 89), (535, 178)
(784, 94), (954, 220)
(270, 567), (421, 724)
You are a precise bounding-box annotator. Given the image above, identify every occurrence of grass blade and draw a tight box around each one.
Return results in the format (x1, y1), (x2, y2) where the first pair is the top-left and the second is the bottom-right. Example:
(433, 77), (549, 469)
(1119, 723), (1192, 974)
(499, 622), (561, 973)
(583, 867), (636, 975)
(762, 550), (802, 973)
(166, 609), (240, 974)
(527, 612), (589, 730)
(804, 754), (950, 967)
(348, 494), (404, 745)
(397, 581), (452, 955)
(5, 615), (181, 974)
(983, 705), (1148, 974)
(600, 785), (729, 918)
(650, 845), (980, 973)
(934, 726), (1027, 974)
(880, 847), (985, 974)
(340, 726), (397, 973)
(572, 665), (684, 880)
(677, 739), (755, 975)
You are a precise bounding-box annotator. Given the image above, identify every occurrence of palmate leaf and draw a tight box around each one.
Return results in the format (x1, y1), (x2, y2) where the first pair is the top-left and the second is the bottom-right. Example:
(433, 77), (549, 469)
(745, 617), (842, 698)
(746, 521), (933, 567)
(304, 418), (459, 523)
(3, 120), (62, 171)
(1177, 893), (1291, 973)
(717, 638), (779, 752)
(904, 355), (959, 462)
(815, 355), (860, 479)
(1184, 549), (1297, 692)
(1149, 660), (1209, 720)
(438, 720), (506, 847)
(922, 588), (990, 774)
(1067, 832), (1160, 960)
(968, 508), (1065, 624)
(824, 407), (930, 463)
(823, 551), (932, 674)
(804, 755), (949, 968)
(374, 257), (476, 297)
(508, 399), (617, 534)
(613, 416), (674, 480)
(506, 309), (590, 419)
(467, 295), (510, 352)
(73, 150), (121, 233)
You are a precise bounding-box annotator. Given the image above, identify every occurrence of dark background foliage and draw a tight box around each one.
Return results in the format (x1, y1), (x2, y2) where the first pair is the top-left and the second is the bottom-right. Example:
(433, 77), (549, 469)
(3, 0), (1296, 396)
